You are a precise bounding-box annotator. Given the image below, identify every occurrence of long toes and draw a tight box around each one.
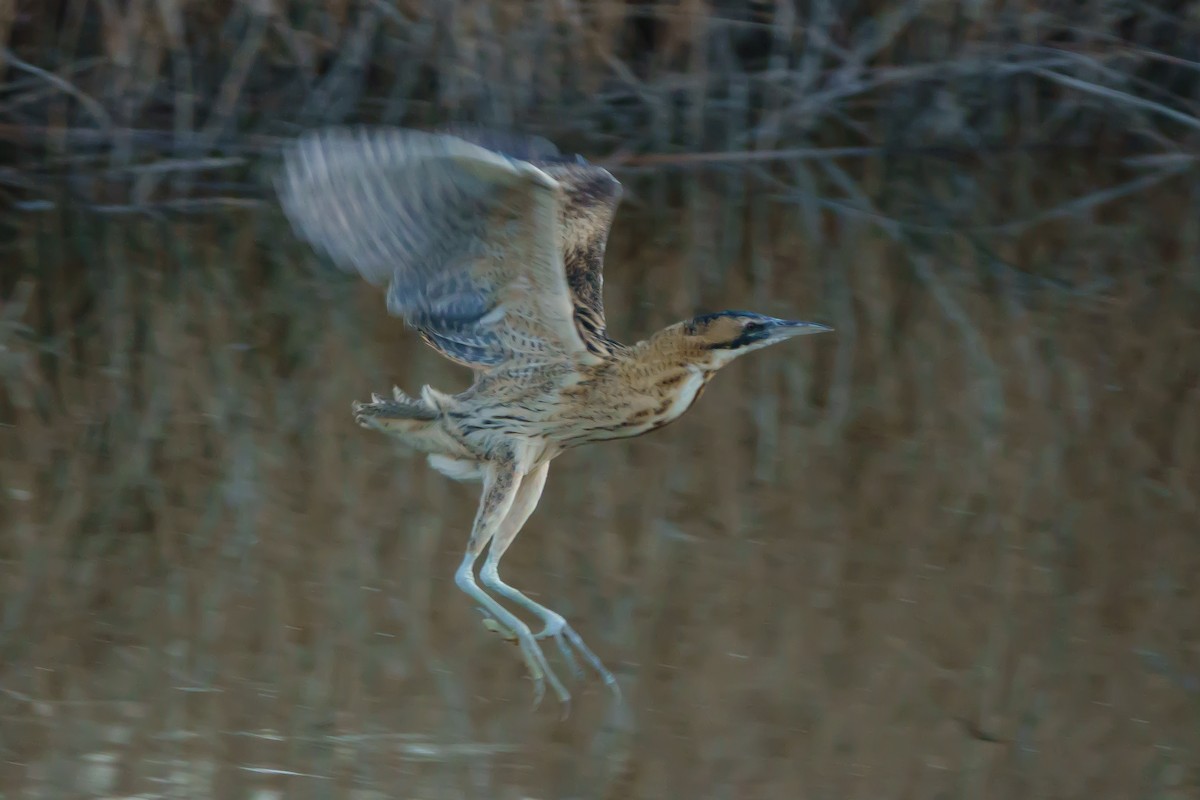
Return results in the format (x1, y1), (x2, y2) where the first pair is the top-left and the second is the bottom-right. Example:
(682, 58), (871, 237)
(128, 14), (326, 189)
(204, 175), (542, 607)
(516, 637), (569, 712)
(505, 629), (548, 707)
(558, 638), (583, 679)
(538, 625), (582, 678)
(557, 626), (620, 695)
(479, 610), (569, 712)
(516, 636), (569, 710)
(529, 657), (546, 707)
(538, 655), (571, 708)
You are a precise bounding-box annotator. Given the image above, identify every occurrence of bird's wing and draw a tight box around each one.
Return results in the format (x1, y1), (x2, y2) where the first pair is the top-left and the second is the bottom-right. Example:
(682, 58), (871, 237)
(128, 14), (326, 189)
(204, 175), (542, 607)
(541, 162), (623, 349)
(276, 127), (600, 369)
(431, 125), (565, 163)
(426, 128), (624, 350)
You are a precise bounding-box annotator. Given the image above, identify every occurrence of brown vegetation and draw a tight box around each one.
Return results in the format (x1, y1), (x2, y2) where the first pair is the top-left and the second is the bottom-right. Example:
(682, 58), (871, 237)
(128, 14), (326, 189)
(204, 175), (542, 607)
(2, 1), (1199, 797)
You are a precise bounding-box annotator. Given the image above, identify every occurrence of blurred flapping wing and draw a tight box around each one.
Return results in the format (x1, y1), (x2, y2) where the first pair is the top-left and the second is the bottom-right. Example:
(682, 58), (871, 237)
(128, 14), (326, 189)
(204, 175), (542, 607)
(277, 127), (597, 368)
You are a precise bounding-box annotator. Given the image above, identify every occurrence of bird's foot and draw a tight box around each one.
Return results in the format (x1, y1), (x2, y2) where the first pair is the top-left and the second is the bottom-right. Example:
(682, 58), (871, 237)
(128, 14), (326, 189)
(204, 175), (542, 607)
(519, 632), (571, 717)
(474, 608), (572, 716)
(481, 608), (622, 704)
(535, 615), (623, 702)
(532, 613), (582, 678)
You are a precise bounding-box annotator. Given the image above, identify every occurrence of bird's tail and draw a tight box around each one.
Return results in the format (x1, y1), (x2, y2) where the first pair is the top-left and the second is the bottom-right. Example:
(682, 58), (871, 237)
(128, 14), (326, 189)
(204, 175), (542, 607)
(353, 386), (474, 459)
(352, 386), (433, 433)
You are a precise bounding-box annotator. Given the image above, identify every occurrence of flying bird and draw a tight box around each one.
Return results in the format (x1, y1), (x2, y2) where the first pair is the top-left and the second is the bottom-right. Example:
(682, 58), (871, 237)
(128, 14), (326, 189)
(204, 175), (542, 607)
(276, 126), (831, 711)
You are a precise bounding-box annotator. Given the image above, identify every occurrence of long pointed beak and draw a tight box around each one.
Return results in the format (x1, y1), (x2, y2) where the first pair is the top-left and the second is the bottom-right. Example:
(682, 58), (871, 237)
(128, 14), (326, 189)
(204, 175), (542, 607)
(768, 319), (833, 338)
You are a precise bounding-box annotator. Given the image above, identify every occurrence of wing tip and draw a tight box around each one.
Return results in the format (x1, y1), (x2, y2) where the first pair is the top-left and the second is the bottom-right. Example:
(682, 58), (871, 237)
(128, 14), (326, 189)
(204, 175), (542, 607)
(513, 159), (559, 191)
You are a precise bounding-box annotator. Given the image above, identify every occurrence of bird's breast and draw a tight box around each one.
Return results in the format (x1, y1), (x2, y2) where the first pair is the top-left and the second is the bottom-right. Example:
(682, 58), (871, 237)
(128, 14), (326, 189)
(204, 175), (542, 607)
(660, 366), (709, 421)
(589, 364), (712, 441)
(461, 360), (717, 450)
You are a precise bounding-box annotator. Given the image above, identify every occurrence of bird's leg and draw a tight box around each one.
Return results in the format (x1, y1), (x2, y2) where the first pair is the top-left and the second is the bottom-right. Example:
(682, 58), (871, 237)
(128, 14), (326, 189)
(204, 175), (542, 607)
(478, 462), (622, 701)
(455, 460), (570, 710)
(474, 463), (579, 675)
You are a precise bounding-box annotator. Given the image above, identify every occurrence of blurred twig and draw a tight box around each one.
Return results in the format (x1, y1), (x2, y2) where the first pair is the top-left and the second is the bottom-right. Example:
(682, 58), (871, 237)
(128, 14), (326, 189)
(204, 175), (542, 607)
(1, 48), (114, 134)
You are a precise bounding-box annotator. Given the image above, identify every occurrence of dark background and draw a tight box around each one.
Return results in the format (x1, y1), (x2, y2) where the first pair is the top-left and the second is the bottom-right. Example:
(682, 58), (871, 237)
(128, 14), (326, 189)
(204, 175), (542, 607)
(2, 1), (1198, 797)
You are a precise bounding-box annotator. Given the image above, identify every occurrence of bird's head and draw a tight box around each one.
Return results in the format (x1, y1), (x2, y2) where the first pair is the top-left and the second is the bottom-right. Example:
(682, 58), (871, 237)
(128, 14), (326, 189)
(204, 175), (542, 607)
(683, 310), (831, 367)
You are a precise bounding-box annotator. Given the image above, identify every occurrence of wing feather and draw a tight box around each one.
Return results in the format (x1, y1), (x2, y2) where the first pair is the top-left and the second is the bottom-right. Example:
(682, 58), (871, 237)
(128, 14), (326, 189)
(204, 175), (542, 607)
(276, 127), (595, 368)
(543, 164), (622, 348)
(422, 128), (625, 349)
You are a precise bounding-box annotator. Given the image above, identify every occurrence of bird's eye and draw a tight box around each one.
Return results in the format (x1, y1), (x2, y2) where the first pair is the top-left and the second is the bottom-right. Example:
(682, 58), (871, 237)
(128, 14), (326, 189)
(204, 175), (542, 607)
(744, 322), (764, 333)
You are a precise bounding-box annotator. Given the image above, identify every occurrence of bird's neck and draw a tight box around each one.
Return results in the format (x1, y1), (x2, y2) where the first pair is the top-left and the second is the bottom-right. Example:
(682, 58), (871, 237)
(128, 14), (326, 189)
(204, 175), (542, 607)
(629, 322), (719, 372)
(548, 324), (720, 446)
(615, 323), (722, 389)
(591, 326), (714, 432)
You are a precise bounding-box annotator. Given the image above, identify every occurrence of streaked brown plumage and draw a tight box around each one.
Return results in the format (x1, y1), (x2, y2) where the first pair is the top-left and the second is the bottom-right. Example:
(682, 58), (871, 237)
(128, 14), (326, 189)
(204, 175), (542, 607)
(277, 126), (831, 712)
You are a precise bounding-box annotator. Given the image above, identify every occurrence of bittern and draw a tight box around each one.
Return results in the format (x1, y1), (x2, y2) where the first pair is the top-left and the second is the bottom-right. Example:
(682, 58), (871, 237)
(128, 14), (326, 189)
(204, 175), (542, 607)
(276, 126), (831, 710)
